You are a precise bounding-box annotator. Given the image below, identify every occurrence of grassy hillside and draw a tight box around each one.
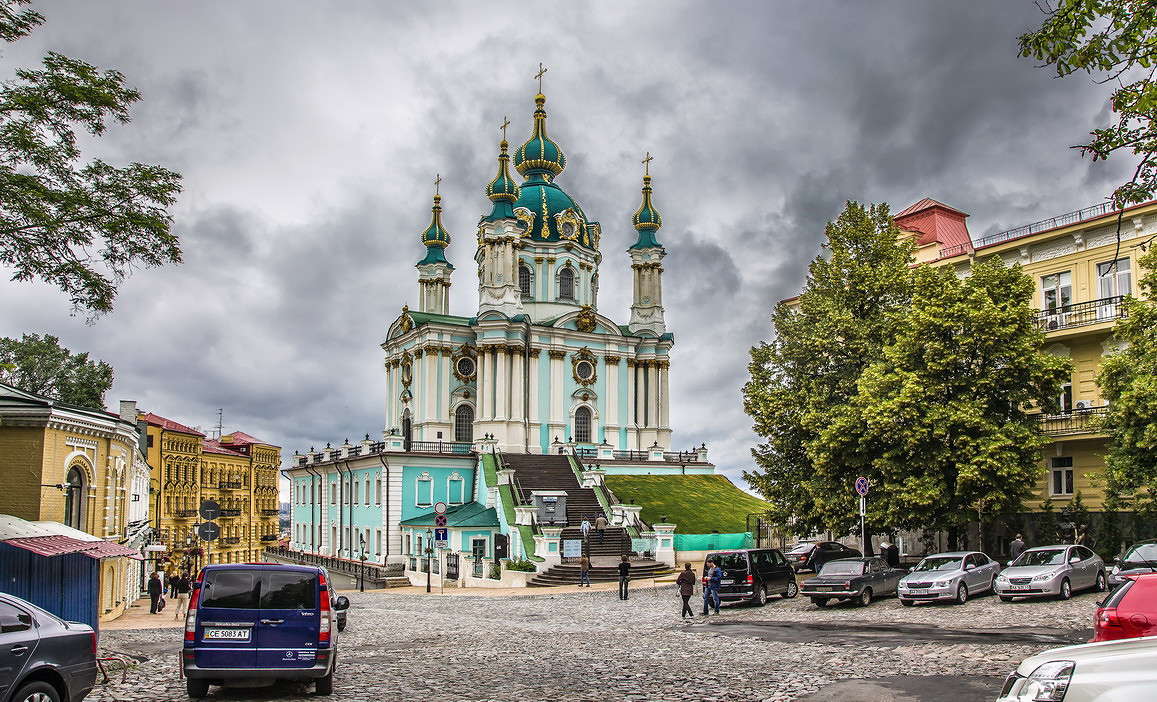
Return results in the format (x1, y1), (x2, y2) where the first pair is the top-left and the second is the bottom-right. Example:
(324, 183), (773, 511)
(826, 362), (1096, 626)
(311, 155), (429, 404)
(603, 474), (769, 534)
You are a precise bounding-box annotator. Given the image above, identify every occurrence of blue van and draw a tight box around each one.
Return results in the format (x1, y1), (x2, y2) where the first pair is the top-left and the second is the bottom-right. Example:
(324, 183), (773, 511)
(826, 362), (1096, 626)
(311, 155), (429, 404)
(181, 563), (350, 698)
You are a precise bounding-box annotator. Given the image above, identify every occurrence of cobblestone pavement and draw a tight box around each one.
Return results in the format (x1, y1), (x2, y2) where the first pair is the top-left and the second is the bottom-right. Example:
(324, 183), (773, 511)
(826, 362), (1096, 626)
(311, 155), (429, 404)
(93, 583), (1105, 702)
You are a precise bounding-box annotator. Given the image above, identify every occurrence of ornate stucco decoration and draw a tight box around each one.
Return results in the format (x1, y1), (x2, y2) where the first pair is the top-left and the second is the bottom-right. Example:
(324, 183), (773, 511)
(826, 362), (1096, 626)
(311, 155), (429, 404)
(400, 350), (414, 387)
(572, 347), (598, 386)
(513, 207), (535, 237)
(399, 305), (413, 334)
(451, 344), (477, 382)
(554, 208), (585, 242)
(575, 305), (597, 333)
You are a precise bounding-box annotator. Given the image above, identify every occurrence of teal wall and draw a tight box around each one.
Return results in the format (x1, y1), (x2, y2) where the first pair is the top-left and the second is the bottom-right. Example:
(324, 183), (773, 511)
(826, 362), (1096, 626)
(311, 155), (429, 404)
(400, 465), (476, 521)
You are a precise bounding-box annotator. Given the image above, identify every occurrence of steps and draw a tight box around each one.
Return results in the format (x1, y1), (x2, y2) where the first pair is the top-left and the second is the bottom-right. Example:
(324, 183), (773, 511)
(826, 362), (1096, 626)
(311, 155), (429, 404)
(499, 453), (607, 526)
(528, 560), (675, 587)
(560, 526), (629, 557)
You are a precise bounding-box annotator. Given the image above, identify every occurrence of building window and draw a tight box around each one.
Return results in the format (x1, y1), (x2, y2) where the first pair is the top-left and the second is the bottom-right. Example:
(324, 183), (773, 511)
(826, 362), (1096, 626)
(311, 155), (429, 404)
(519, 263), (533, 298)
(364, 477), (370, 505)
(1097, 258), (1132, 299)
(448, 474), (465, 505)
(574, 406), (592, 444)
(1051, 457), (1074, 496)
(375, 477), (382, 505)
(64, 465), (86, 530)
(1041, 271), (1072, 314)
(375, 529), (382, 555)
(1059, 383), (1072, 414)
(353, 480), (360, 505)
(454, 404), (474, 443)
(416, 473), (433, 507)
(559, 266), (575, 301)
(330, 483), (336, 505)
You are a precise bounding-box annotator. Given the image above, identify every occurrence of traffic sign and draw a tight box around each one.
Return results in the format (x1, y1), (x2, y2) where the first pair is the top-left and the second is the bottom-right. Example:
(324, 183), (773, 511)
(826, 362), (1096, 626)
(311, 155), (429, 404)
(434, 514), (447, 527)
(854, 476), (870, 497)
(197, 521), (220, 541)
(199, 499), (221, 521)
(433, 501), (448, 515)
(434, 527), (448, 541)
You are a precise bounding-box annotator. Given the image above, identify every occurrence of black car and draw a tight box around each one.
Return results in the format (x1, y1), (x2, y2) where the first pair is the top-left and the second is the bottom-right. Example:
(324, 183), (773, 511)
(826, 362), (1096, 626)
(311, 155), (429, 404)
(0, 594), (97, 702)
(785, 541), (862, 573)
(702, 548), (799, 605)
(1108, 539), (1157, 589)
(800, 557), (907, 607)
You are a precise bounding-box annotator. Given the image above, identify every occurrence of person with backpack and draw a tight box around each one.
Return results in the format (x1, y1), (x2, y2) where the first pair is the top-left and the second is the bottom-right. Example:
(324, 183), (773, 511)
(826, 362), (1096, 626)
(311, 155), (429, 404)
(676, 563), (697, 619)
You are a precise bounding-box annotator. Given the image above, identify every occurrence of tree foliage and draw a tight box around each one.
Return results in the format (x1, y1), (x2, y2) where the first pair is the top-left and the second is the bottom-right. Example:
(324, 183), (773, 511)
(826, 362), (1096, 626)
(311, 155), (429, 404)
(0, 333), (113, 408)
(1019, 1), (1157, 208)
(0, 0), (182, 316)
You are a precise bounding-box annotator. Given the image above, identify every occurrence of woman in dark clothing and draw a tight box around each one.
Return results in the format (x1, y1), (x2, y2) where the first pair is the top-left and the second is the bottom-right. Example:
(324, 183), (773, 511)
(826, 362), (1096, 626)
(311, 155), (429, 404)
(675, 563), (697, 618)
(147, 572), (163, 614)
(618, 555), (631, 600)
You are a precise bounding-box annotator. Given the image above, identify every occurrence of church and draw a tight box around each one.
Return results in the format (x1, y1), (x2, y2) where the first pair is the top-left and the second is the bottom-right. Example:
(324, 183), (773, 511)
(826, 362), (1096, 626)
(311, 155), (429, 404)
(285, 77), (765, 587)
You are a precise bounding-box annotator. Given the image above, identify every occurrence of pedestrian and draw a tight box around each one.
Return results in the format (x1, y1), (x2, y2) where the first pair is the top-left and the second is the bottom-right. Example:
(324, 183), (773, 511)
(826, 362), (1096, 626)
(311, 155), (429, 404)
(580, 518), (591, 542)
(147, 572), (163, 614)
(702, 559), (722, 615)
(579, 554), (591, 587)
(676, 563), (696, 619)
(173, 572), (191, 620)
(168, 571), (179, 598)
(1010, 533), (1027, 561)
(879, 540), (900, 568)
(595, 514), (608, 544)
(617, 555), (631, 600)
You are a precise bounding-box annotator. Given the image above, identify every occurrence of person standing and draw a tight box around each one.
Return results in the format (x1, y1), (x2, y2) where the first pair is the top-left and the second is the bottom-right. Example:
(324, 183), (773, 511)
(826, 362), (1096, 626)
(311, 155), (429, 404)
(168, 571), (179, 598)
(173, 573), (191, 620)
(147, 572), (163, 615)
(580, 518), (592, 542)
(579, 554), (592, 587)
(702, 560), (722, 615)
(595, 515), (608, 544)
(676, 563), (697, 619)
(617, 555), (631, 600)
(1010, 533), (1027, 561)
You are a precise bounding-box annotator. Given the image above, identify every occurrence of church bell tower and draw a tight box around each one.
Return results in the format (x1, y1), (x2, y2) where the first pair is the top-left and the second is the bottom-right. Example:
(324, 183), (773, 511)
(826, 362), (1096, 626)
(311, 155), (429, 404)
(628, 154), (666, 336)
(416, 181), (453, 315)
(476, 132), (524, 317)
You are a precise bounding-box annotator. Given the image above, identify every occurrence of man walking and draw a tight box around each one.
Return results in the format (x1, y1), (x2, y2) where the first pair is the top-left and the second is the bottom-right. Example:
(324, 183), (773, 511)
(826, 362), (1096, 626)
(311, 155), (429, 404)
(595, 514), (608, 544)
(676, 563), (697, 619)
(1010, 533), (1027, 561)
(579, 554), (592, 587)
(173, 572), (191, 620)
(580, 518), (592, 542)
(617, 555), (631, 600)
(702, 559), (722, 615)
(147, 572), (163, 615)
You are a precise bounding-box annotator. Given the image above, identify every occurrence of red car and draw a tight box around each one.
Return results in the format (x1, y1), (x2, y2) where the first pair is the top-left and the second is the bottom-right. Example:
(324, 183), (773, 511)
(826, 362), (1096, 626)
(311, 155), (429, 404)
(1092, 573), (1157, 642)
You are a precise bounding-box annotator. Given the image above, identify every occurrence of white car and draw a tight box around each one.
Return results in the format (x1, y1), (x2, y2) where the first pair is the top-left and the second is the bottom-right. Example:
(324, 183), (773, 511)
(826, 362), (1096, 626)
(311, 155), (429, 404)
(996, 635), (1157, 701)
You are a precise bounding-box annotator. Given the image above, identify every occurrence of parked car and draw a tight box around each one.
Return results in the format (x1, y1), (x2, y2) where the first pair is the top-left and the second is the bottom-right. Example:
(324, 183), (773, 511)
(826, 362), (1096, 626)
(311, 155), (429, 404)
(800, 557), (905, 607)
(784, 541), (862, 573)
(897, 551), (1001, 606)
(701, 548), (799, 605)
(0, 593), (97, 702)
(182, 563), (350, 698)
(996, 635), (1157, 701)
(317, 567), (347, 632)
(1092, 573), (1157, 642)
(1107, 539), (1157, 590)
(995, 545), (1106, 601)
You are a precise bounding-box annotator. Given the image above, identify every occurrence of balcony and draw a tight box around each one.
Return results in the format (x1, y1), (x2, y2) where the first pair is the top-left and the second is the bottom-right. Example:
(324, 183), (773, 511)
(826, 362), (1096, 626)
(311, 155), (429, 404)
(218, 481), (242, 490)
(261, 509), (280, 517)
(260, 534), (278, 542)
(1037, 296), (1126, 333)
(218, 509), (242, 517)
(175, 509), (197, 518)
(409, 440), (472, 454)
(1035, 406), (1109, 437)
(222, 536), (241, 545)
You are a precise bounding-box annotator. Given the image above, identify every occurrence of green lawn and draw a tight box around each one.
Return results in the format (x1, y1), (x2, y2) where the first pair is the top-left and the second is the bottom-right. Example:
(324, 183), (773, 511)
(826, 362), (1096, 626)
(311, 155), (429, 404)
(603, 474), (769, 534)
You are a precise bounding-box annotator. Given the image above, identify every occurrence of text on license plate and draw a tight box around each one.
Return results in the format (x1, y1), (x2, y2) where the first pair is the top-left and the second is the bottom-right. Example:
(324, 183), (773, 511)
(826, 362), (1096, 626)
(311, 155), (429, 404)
(1009, 585), (1031, 591)
(204, 628), (250, 640)
(720, 579), (733, 585)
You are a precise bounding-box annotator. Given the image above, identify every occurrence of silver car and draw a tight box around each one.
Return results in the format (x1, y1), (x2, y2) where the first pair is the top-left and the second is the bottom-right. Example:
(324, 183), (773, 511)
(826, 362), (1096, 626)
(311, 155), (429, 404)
(995, 544), (1107, 601)
(898, 551), (1001, 605)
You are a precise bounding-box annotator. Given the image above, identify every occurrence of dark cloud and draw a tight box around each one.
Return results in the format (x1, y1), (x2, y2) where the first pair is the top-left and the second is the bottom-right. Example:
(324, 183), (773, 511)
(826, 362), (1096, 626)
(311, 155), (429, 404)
(1, 0), (1133, 491)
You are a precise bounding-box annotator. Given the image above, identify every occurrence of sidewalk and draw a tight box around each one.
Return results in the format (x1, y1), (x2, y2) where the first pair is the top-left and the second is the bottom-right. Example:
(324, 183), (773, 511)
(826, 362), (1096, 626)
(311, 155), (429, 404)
(103, 597), (185, 631)
(333, 574), (678, 597)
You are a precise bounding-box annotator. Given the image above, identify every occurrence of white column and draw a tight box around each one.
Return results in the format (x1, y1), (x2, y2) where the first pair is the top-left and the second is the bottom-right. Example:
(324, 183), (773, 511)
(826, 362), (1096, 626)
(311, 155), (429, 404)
(550, 352), (565, 432)
(528, 352), (540, 445)
(605, 359), (619, 446)
(626, 361), (636, 428)
(476, 348), (489, 421)
(442, 349), (452, 423)
(649, 362), (660, 430)
(659, 361), (670, 428)
(384, 364), (394, 433)
(425, 349), (437, 429)
(510, 350), (524, 422)
(495, 348), (509, 420)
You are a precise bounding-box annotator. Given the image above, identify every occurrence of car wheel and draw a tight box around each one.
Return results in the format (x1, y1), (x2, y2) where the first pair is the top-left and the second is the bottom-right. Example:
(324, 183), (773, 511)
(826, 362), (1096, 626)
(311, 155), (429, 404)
(1095, 572), (1107, 592)
(954, 583), (968, 605)
(783, 580), (799, 599)
(999, 595), (1014, 603)
(989, 576), (998, 594)
(900, 598), (914, 607)
(315, 668), (334, 696)
(185, 678), (210, 699)
(858, 588), (872, 607)
(13, 682), (60, 702)
(1059, 578), (1072, 600)
(752, 585), (767, 607)
(811, 597), (829, 608)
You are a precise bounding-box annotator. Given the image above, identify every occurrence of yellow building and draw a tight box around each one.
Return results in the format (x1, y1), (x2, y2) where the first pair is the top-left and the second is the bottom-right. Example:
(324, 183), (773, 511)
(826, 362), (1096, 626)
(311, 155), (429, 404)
(896, 197), (1154, 511)
(0, 383), (146, 622)
(141, 413), (280, 568)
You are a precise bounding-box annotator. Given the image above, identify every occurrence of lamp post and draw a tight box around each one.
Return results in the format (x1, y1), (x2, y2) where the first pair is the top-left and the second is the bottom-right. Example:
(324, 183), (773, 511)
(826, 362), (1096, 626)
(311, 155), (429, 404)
(358, 534), (367, 593)
(425, 528), (434, 594)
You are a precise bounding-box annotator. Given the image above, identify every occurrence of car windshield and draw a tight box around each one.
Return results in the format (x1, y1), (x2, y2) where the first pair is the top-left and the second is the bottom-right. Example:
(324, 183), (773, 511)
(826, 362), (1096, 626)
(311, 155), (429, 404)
(819, 560), (864, 576)
(1014, 549), (1067, 567)
(707, 553), (748, 571)
(912, 556), (962, 572)
(787, 543), (814, 554)
(1121, 544), (1157, 568)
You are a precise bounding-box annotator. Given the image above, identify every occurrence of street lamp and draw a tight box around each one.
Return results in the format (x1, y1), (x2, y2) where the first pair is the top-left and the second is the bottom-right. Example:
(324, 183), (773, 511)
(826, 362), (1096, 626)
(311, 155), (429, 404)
(425, 528), (434, 594)
(358, 534), (367, 593)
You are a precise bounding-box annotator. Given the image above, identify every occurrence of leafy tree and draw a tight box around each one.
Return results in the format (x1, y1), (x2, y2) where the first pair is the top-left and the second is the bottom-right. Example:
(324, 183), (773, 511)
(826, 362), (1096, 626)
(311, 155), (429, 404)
(0, 333), (113, 408)
(743, 202), (913, 539)
(1019, 1), (1157, 210)
(1037, 498), (1059, 545)
(1099, 245), (1157, 498)
(0, 0), (182, 316)
(849, 259), (1071, 544)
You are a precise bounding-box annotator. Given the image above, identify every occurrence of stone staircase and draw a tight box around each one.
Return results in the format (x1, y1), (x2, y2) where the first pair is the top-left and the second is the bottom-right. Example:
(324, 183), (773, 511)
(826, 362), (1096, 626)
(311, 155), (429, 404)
(528, 558), (674, 587)
(499, 453), (606, 526)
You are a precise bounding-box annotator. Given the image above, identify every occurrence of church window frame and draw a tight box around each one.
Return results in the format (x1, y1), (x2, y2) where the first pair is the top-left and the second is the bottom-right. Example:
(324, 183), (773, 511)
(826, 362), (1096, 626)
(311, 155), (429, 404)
(518, 262), (534, 299)
(558, 265), (576, 301)
(415, 472), (433, 508)
(574, 405), (593, 444)
(454, 403), (475, 443)
(63, 461), (88, 531)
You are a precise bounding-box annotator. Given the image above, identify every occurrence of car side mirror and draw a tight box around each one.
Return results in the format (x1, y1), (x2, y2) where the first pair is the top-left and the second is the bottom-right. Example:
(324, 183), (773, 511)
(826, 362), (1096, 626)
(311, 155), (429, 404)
(1070, 556), (1081, 564)
(1006, 561), (1013, 567)
(964, 564), (974, 571)
(907, 567), (914, 572)
(334, 596), (350, 611)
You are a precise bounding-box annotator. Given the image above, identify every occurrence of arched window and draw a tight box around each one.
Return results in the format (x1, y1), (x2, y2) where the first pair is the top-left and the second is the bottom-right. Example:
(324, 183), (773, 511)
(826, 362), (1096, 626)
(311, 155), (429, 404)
(401, 409), (412, 451)
(559, 266), (575, 301)
(454, 404), (474, 443)
(518, 264), (533, 299)
(64, 465), (86, 530)
(574, 406), (592, 444)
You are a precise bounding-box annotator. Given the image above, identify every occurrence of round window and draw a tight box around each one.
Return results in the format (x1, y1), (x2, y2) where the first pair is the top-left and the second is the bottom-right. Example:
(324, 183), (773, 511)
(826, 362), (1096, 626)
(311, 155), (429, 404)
(562, 222), (575, 237)
(576, 360), (594, 380)
(456, 356), (476, 378)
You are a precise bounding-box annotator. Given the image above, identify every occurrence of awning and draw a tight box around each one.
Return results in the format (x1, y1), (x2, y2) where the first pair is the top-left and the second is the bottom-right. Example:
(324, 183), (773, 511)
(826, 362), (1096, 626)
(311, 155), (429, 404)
(2, 535), (93, 557)
(78, 541), (142, 560)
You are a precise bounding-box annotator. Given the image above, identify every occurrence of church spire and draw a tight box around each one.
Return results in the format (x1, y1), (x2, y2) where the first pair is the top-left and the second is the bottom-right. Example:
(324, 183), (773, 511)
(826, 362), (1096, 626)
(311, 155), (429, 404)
(513, 74), (567, 181)
(418, 177), (452, 267)
(630, 152), (663, 250)
(484, 118), (519, 221)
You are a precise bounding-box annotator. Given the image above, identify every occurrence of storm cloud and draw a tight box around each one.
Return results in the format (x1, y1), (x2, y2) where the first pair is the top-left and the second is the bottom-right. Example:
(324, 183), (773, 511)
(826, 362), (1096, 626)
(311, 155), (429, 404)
(0, 1), (1131, 489)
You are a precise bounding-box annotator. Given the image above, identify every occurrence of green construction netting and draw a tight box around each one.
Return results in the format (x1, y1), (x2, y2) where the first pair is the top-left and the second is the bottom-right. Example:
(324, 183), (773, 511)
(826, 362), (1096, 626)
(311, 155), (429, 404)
(674, 533), (754, 551)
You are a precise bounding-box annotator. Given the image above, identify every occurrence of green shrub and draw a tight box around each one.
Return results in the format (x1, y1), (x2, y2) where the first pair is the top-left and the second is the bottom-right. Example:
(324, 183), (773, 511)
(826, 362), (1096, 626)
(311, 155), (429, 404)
(503, 558), (538, 572)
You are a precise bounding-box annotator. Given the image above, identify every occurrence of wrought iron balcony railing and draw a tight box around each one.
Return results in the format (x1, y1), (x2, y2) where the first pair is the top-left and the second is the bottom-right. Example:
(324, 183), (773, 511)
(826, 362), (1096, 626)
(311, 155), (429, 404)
(217, 481), (242, 490)
(218, 509), (242, 517)
(222, 536), (241, 545)
(260, 534), (278, 542)
(175, 509), (198, 518)
(1035, 405), (1109, 436)
(261, 509), (280, 516)
(1037, 296), (1127, 332)
(408, 440), (473, 454)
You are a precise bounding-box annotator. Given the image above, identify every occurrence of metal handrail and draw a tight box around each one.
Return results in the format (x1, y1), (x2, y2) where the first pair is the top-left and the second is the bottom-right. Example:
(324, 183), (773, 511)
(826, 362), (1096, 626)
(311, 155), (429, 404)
(1036, 296), (1127, 331)
(1035, 406), (1109, 436)
(974, 201), (1116, 249)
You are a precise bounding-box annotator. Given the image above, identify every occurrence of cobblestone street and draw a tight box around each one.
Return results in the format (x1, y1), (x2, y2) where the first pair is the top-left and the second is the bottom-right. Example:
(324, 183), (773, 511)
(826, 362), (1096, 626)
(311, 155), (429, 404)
(93, 582), (1102, 701)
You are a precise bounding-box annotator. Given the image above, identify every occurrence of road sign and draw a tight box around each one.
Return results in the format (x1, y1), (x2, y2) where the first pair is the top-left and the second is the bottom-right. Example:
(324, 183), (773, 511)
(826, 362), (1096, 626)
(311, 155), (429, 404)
(434, 514), (447, 527)
(434, 527), (448, 544)
(433, 501), (448, 515)
(197, 521), (220, 542)
(854, 476), (870, 497)
(199, 499), (221, 521)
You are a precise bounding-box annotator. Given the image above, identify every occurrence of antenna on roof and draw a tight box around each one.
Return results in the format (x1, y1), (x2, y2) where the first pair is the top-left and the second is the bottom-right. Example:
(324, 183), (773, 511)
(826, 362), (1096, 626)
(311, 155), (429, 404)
(215, 408), (223, 440)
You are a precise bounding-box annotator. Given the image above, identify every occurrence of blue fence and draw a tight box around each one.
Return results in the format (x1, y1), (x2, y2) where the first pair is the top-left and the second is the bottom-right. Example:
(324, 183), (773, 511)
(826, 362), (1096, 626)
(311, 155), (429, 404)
(0, 543), (100, 631)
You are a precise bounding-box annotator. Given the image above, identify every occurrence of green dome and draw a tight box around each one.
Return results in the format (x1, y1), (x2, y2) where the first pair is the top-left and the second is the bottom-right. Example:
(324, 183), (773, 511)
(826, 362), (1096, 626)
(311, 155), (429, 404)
(417, 193), (453, 267)
(511, 178), (595, 249)
(484, 139), (519, 220)
(630, 174), (663, 250)
(513, 94), (566, 178)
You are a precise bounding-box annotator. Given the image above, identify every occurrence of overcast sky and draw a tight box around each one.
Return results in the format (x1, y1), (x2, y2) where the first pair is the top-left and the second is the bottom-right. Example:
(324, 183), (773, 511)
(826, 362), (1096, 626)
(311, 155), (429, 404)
(0, 1), (1131, 493)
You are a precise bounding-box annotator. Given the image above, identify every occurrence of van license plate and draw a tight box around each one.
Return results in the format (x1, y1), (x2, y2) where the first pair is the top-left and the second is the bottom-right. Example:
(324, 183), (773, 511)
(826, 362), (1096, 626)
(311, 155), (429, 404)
(719, 579), (733, 585)
(204, 628), (250, 640)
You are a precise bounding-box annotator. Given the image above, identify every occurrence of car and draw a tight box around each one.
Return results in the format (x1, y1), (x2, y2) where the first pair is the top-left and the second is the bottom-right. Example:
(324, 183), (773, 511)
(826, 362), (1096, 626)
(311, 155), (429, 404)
(1092, 573), (1157, 642)
(897, 551), (1001, 606)
(181, 563), (350, 698)
(800, 557), (906, 607)
(701, 548), (799, 605)
(996, 635), (1157, 701)
(1107, 539), (1157, 590)
(995, 544), (1106, 601)
(784, 541), (862, 573)
(0, 593), (97, 702)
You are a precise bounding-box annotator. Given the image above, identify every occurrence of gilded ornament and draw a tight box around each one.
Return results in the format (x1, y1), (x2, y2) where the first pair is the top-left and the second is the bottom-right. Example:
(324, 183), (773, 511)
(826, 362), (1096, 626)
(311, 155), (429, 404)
(572, 347), (598, 386)
(575, 305), (597, 333)
(548, 349), (568, 360)
(513, 206), (536, 235)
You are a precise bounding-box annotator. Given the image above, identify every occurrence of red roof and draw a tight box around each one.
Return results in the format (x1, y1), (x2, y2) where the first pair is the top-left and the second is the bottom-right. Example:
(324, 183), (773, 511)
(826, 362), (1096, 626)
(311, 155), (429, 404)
(2, 535), (93, 557)
(894, 198), (968, 219)
(202, 438), (247, 457)
(894, 197), (973, 251)
(78, 541), (142, 560)
(141, 412), (205, 437)
(220, 431), (275, 447)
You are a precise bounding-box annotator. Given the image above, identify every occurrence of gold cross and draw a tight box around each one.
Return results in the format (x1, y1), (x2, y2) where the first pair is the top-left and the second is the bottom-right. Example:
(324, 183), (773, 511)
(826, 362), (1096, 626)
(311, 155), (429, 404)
(642, 151), (654, 177)
(535, 62), (548, 93)
(500, 115), (510, 141)
(434, 173), (441, 196)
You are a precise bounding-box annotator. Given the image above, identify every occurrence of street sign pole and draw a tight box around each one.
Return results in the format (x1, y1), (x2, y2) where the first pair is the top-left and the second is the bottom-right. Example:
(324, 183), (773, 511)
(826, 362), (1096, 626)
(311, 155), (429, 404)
(855, 477), (870, 556)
